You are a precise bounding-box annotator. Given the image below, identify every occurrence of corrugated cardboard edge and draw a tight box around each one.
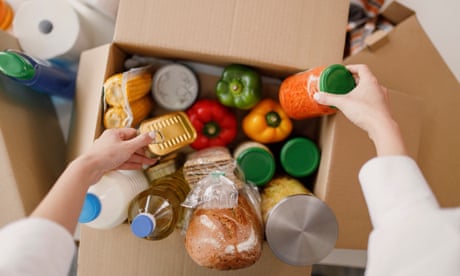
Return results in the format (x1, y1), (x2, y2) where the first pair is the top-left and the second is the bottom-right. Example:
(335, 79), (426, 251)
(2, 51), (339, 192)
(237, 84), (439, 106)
(67, 44), (126, 161)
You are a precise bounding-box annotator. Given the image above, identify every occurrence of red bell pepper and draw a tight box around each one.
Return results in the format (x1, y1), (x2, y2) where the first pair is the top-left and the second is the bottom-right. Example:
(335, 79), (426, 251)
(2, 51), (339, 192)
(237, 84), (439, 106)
(186, 99), (238, 150)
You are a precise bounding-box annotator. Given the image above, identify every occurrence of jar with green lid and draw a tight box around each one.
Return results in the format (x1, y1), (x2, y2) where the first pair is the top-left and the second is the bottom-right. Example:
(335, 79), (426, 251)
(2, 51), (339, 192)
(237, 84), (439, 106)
(233, 141), (276, 187)
(127, 168), (190, 240)
(279, 64), (356, 119)
(280, 137), (320, 178)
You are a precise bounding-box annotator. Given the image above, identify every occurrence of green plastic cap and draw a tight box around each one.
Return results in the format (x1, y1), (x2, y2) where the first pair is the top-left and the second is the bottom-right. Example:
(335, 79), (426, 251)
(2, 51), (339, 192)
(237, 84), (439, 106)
(319, 64), (355, 94)
(280, 137), (320, 178)
(236, 147), (275, 186)
(0, 51), (35, 80)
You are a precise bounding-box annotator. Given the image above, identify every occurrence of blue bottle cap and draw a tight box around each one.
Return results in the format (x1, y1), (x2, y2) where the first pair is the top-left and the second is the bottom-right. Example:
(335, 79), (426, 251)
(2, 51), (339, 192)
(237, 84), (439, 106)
(131, 213), (156, 238)
(79, 193), (101, 223)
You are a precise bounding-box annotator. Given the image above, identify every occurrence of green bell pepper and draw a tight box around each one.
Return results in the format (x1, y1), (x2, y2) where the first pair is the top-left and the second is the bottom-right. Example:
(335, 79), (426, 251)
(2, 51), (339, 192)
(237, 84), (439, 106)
(215, 64), (262, 110)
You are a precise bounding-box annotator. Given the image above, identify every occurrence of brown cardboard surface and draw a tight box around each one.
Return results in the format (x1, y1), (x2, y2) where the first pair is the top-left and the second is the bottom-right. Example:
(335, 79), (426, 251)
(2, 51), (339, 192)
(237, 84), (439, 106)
(345, 12), (460, 208)
(113, 0), (349, 76)
(0, 31), (67, 226)
(315, 90), (423, 249)
(78, 225), (311, 276)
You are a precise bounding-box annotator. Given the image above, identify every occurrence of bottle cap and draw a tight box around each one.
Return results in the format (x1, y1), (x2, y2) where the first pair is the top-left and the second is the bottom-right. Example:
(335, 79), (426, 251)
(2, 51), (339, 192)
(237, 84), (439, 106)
(280, 137), (320, 177)
(236, 147), (275, 186)
(152, 63), (199, 110)
(0, 51), (35, 80)
(79, 193), (101, 223)
(265, 194), (338, 266)
(319, 64), (355, 95)
(131, 213), (156, 238)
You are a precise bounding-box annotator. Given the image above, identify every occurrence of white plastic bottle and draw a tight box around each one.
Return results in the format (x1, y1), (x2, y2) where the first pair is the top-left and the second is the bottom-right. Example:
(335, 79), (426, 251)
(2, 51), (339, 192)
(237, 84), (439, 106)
(79, 170), (149, 229)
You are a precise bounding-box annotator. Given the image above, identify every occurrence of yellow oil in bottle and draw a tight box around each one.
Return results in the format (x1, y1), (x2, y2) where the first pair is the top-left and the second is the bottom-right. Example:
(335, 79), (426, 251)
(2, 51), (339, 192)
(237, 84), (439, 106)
(128, 168), (190, 240)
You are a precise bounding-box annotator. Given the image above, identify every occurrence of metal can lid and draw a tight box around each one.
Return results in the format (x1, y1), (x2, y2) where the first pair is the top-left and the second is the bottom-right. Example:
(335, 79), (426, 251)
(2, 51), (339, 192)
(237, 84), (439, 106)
(236, 147), (275, 186)
(138, 112), (197, 156)
(265, 194), (338, 266)
(152, 63), (199, 110)
(319, 64), (356, 95)
(280, 137), (320, 177)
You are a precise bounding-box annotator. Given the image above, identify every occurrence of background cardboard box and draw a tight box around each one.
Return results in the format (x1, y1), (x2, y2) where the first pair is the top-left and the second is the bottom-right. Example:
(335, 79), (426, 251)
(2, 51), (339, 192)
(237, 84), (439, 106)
(68, 0), (351, 275)
(0, 31), (67, 226)
(314, 2), (460, 250)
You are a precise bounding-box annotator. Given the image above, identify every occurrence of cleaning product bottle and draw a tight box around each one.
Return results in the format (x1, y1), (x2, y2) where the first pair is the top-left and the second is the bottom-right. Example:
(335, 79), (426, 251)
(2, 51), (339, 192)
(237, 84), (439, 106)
(79, 170), (149, 229)
(0, 49), (76, 99)
(128, 168), (190, 240)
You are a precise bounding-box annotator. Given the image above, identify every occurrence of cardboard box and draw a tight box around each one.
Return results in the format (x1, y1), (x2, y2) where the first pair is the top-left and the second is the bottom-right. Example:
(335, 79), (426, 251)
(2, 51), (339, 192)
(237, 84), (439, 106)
(68, 0), (351, 275)
(314, 1), (460, 249)
(0, 31), (67, 226)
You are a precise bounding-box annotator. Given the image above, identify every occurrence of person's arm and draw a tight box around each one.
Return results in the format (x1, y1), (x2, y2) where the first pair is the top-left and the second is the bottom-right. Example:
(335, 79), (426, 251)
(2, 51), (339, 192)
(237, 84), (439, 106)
(315, 65), (460, 275)
(314, 64), (406, 156)
(31, 128), (158, 234)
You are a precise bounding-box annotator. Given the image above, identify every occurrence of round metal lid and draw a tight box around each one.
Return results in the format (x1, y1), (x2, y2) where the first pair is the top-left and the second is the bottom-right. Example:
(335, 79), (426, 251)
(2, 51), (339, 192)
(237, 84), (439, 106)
(152, 63), (199, 110)
(265, 194), (338, 266)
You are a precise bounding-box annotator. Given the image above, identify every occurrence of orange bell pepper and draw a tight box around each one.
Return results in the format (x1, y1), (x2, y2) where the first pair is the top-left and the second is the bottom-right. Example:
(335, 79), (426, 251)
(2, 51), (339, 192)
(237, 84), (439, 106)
(242, 98), (293, 143)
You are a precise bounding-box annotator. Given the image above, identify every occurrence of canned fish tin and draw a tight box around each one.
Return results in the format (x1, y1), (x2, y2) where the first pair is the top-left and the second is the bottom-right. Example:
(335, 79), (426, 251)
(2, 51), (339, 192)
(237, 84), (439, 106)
(152, 63), (199, 111)
(138, 112), (197, 156)
(279, 64), (355, 119)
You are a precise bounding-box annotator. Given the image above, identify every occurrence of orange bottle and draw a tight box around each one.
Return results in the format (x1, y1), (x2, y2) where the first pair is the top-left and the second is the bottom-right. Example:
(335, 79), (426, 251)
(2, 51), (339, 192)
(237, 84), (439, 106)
(278, 64), (355, 120)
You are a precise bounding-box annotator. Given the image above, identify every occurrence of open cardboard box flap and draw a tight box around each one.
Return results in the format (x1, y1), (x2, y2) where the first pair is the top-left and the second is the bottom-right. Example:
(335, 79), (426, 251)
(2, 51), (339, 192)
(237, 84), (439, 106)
(113, 0), (349, 76)
(345, 2), (460, 208)
(0, 31), (67, 226)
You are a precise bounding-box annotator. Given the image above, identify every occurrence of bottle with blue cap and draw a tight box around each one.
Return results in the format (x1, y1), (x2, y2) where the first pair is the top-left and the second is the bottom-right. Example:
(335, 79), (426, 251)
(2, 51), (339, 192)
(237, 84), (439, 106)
(128, 168), (190, 240)
(79, 170), (149, 229)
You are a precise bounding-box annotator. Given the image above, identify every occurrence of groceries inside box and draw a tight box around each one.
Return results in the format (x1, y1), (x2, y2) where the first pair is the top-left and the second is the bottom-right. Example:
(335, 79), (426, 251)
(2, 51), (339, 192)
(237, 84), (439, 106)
(78, 54), (351, 269)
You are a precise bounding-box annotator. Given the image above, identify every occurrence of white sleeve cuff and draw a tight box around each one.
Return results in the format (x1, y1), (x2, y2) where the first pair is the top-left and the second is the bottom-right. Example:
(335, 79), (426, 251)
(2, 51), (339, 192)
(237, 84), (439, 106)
(0, 217), (76, 276)
(358, 156), (439, 228)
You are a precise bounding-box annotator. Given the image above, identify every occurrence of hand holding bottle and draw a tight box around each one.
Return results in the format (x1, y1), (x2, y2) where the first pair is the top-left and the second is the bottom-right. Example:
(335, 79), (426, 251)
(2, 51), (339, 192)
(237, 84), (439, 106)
(314, 64), (407, 156)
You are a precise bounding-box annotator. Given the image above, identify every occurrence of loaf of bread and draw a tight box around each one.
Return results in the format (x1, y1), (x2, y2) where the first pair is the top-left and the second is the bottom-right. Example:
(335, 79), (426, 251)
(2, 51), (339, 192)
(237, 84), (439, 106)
(183, 147), (244, 188)
(184, 194), (263, 270)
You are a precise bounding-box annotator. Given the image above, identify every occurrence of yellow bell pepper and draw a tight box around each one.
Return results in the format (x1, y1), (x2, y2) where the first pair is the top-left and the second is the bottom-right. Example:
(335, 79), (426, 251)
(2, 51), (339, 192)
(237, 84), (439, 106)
(242, 98), (293, 143)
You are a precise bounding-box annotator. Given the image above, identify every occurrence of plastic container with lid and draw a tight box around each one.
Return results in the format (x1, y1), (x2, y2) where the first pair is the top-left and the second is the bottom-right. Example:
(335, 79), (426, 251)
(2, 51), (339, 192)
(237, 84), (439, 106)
(0, 49), (76, 99)
(279, 64), (355, 119)
(233, 141), (276, 187)
(128, 169), (190, 240)
(152, 63), (199, 110)
(280, 137), (320, 178)
(78, 170), (149, 229)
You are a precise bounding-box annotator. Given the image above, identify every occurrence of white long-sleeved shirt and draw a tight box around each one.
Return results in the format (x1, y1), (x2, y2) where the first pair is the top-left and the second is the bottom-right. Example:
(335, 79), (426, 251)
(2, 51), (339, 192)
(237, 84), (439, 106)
(0, 217), (75, 276)
(359, 156), (460, 276)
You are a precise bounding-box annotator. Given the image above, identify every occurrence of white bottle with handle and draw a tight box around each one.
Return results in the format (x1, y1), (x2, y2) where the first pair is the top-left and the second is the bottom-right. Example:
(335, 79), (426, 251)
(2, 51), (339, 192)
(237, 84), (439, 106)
(79, 169), (149, 229)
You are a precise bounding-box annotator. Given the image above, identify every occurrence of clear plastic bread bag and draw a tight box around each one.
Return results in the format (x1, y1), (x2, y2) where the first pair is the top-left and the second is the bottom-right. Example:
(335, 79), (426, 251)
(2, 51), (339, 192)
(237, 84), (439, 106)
(181, 147), (263, 270)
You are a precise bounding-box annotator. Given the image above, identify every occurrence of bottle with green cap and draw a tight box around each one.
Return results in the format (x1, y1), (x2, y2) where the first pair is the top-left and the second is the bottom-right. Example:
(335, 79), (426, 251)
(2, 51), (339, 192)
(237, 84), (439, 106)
(0, 49), (76, 99)
(279, 64), (356, 119)
(127, 168), (190, 240)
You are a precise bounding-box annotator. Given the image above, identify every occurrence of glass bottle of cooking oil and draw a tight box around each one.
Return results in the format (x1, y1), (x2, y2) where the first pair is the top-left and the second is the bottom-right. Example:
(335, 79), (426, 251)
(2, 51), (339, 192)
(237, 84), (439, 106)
(127, 168), (190, 240)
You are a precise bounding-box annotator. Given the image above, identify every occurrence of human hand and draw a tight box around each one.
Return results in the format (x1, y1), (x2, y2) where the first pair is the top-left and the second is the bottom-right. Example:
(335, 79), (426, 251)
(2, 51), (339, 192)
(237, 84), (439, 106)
(84, 128), (158, 176)
(314, 64), (406, 156)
